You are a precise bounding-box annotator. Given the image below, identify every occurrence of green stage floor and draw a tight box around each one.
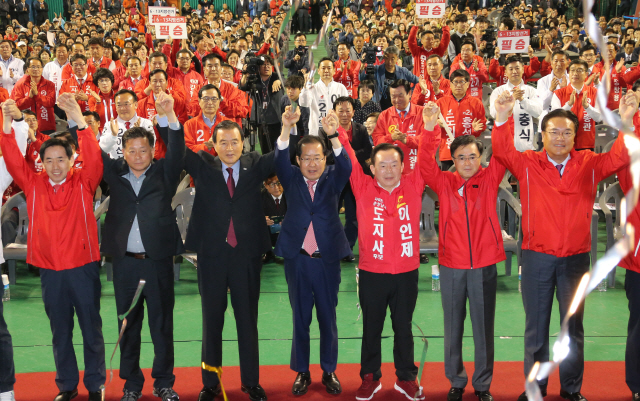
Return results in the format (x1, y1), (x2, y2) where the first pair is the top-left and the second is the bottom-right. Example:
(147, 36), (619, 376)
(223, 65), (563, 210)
(1, 221), (631, 374)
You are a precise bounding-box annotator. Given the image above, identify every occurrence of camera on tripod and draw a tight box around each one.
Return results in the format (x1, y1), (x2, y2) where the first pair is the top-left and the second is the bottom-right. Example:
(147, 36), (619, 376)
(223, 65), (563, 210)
(243, 52), (265, 89)
(363, 45), (382, 65)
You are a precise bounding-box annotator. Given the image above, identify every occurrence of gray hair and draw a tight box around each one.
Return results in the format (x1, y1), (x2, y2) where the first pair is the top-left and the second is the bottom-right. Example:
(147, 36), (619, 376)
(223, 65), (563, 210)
(384, 45), (400, 56)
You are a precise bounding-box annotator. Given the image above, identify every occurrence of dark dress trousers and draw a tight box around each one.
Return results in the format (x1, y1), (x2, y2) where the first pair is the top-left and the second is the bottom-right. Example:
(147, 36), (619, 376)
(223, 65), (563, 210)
(101, 124), (186, 392)
(183, 145), (276, 388)
(274, 141), (351, 373)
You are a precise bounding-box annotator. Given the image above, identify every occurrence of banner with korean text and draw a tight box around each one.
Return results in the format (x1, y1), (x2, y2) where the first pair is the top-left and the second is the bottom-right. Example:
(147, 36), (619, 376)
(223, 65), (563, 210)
(497, 30), (530, 54)
(416, 0), (446, 18)
(154, 15), (188, 39)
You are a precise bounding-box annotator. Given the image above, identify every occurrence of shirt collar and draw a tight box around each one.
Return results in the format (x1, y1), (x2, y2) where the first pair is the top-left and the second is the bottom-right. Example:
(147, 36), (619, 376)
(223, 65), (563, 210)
(376, 180), (401, 193)
(271, 194), (282, 201)
(570, 83), (584, 93)
(117, 114), (139, 124)
(222, 160), (240, 173)
(506, 79), (524, 90)
(49, 178), (67, 186)
(128, 163), (152, 178)
(546, 153), (571, 167)
(395, 104), (410, 115)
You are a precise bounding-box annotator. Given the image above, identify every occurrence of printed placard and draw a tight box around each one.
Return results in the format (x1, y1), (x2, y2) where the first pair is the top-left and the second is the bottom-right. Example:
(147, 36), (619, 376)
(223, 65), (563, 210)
(149, 6), (177, 24)
(497, 30), (530, 54)
(154, 15), (188, 39)
(416, 0), (446, 18)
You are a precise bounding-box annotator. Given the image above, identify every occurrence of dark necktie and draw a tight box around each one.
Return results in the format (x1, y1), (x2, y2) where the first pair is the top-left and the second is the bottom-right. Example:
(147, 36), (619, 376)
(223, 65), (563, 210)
(226, 167), (237, 247)
(556, 164), (563, 178)
(275, 198), (280, 211)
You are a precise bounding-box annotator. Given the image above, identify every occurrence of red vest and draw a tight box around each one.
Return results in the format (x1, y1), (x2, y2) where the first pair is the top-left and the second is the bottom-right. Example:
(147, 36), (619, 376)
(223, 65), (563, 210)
(553, 84), (597, 149)
(435, 94), (486, 161)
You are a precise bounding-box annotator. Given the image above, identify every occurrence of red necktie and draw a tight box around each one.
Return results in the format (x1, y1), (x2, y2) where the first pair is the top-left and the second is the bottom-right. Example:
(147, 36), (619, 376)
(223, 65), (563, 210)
(302, 180), (318, 255)
(400, 111), (406, 121)
(53, 184), (61, 194)
(125, 122), (131, 130)
(556, 164), (563, 178)
(226, 167), (237, 247)
(275, 198), (280, 211)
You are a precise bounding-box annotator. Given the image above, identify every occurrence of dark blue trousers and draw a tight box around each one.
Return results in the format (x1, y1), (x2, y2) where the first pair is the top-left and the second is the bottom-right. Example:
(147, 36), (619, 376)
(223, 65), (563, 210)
(625, 269), (640, 393)
(0, 286), (15, 393)
(521, 250), (589, 394)
(284, 253), (341, 374)
(40, 262), (106, 392)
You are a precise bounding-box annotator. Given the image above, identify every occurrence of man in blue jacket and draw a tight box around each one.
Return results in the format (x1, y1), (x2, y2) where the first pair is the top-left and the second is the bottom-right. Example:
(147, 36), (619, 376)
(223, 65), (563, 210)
(359, 46), (421, 110)
(274, 107), (352, 396)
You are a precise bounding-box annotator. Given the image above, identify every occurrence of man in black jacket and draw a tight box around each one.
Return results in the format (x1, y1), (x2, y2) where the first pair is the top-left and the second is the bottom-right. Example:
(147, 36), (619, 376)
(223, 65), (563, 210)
(100, 92), (185, 401)
(183, 116), (275, 401)
(333, 96), (371, 260)
(262, 173), (286, 262)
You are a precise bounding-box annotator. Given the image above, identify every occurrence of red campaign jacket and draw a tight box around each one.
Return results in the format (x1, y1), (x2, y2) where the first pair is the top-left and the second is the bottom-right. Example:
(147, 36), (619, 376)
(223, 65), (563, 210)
(25, 131), (51, 173)
(11, 76), (56, 132)
(553, 85), (597, 149)
(435, 94), (486, 161)
(59, 75), (98, 112)
(136, 93), (187, 160)
(591, 61), (626, 110)
(407, 25), (450, 79)
(133, 76), (187, 104)
(492, 117), (629, 258)
(184, 111), (231, 155)
(410, 75), (450, 106)
(618, 112), (640, 274)
(88, 89), (118, 133)
(89, 56), (115, 71)
(61, 63), (96, 82)
(624, 65), (640, 90)
(540, 59), (552, 77)
(117, 76), (144, 92)
(176, 69), (205, 104)
(449, 54), (488, 100)
(112, 65), (127, 89)
(371, 103), (425, 175)
(421, 125), (506, 268)
(339, 128), (423, 274)
(190, 80), (250, 125)
(0, 127), (103, 270)
(488, 56), (540, 86)
(333, 59), (361, 99)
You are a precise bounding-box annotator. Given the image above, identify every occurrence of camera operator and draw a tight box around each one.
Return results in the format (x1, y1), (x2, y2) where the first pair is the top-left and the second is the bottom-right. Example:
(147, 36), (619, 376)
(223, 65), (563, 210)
(239, 53), (285, 153)
(284, 34), (310, 78)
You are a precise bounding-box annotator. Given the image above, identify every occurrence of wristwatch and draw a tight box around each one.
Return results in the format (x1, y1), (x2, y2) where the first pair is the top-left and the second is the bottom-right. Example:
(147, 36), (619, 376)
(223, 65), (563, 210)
(327, 133), (339, 139)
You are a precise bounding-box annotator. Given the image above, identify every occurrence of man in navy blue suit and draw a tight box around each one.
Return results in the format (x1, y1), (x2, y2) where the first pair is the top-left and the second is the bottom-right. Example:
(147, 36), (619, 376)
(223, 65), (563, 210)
(274, 107), (352, 396)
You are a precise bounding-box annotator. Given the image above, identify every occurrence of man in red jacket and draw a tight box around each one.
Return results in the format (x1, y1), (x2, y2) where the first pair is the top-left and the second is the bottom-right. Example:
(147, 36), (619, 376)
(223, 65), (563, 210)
(88, 38), (116, 71)
(449, 40), (488, 100)
(334, 43), (361, 98)
(339, 107), (432, 401)
(407, 17), (450, 80)
(0, 94), (105, 401)
(117, 56), (145, 92)
(492, 90), (637, 401)
(59, 54), (99, 113)
(10, 57), (57, 135)
(371, 79), (424, 175)
(184, 84), (230, 156)
(421, 101), (505, 401)
(61, 43), (97, 82)
(488, 45), (541, 86)
(410, 54), (450, 106)
(436, 69), (486, 170)
(133, 52), (185, 101)
(174, 49), (205, 105)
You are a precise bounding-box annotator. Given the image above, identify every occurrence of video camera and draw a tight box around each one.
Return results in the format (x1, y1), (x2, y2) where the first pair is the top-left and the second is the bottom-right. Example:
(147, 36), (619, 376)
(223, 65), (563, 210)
(243, 52), (265, 89)
(295, 45), (309, 58)
(363, 45), (382, 65)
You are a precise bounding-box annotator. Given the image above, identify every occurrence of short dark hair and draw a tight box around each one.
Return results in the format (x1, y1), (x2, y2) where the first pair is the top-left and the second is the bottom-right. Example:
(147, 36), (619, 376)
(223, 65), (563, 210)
(176, 49), (192, 59)
(427, 54), (442, 63)
(450, 135), (483, 158)
(22, 110), (36, 118)
(460, 39), (476, 52)
(580, 45), (596, 56)
(56, 131), (79, 150)
(366, 112), (380, 120)
(568, 59), (588, 71)
(500, 17), (515, 30)
(87, 37), (105, 47)
(92, 67), (114, 85)
(127, 56), (141, 66)
(122, 126), (155, 148)
(371, 143), (404, 164)
(505, 54), (523, 65)
(26, 56), (42, 69)
(149, 51), (168, 63)
(213, 120), (243, 143)
(294, 33), (306, 40)
(284, 75), (304, 89)
(54, 43), (69, 53)
(198, 83), (221, 99)
(333, 96), (355, 110)
(296, 135), (326, 158)
(202, 53), (223, 66)
(633, 80), (640, 92)
(450, 69), (470, 82)
(540, 108), (579, 133)
(552, 49), (567, 59)
(149, 69), (168, 80)
(71, 54), (87, 64)
(318, 56), (333, 68)
(454, 14), (468, 23)
(115, 88), (138, 102)
(420, 30), (434, 38)
(389, 79), (411, 94)
(40, 138), (74, 161)
(82, 110), (100, 123)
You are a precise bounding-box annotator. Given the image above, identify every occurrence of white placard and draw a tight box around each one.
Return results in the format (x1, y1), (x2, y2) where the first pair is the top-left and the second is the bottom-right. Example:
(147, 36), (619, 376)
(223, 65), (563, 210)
(416, 0), (446, 19)
(154, 15), (188, 39)
(497, 30), (530, 54)
(149, 6), (177, 24)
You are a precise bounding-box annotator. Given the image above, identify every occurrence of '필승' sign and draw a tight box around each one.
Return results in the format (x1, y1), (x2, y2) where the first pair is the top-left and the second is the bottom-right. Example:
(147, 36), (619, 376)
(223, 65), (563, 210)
(154, 15), (188, 39)
(497, 30), (530, 54)
(416, 0), (446, 18)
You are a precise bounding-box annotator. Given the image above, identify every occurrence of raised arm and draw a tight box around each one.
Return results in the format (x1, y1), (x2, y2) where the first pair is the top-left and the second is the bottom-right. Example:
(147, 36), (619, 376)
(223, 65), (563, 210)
(155, 92), (186, 187)
(491, 90), (526, 178)
(322, 110), (352, 193)
(419, 101), (444, 191)
(0, 100), (34, 191)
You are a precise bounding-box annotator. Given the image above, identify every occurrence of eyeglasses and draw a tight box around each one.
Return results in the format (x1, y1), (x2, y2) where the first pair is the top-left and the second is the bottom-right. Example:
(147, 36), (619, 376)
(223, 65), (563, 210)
(150, 79), (166, 84)
(267, 182), (282, 188)
(569, 68), (586, 74)
(177, 57), (191, 61)
(453, 155), (478, 162)
(451, 80), (468, 86)
(98, 78), (111, 84)
(72, 63), (86, 68)
(29, 65), (42, 70)
(116, 102), (134, 108)
(300, 157), (325, 164)
(546, 130), (575, 139)
(200, 96), (220, 103)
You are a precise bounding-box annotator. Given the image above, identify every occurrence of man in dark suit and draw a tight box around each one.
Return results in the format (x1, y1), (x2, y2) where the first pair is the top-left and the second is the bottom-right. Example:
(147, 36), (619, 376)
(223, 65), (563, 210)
(333, 96), (371, 261)
(615, 41), (639, 65)
(274, 107), (351, 396)
(183, 117), (275, 401)
(153, 0), (168, 6)
(100, 92), (185, 401)
(235, 0), (250, 19)
(262, 173), (287, 263)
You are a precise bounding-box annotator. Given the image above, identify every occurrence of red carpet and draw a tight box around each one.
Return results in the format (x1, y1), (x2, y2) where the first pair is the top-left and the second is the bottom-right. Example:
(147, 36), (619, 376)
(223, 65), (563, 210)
(14, 361), (629, 401)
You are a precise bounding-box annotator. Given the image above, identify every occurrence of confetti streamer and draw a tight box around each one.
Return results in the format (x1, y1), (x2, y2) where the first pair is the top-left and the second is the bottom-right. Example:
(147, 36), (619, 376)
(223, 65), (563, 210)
(522, 0), (640, 399)
(202, 363), (229, 401)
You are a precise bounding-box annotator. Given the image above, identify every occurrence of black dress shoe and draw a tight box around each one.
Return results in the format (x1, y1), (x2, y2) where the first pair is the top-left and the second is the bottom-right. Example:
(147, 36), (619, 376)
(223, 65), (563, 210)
(322, 372), (342, 395)
(475, 390), (494, 401)
(420, 254), (429, 264)
(342, 255), (355, 262)
(292, 372), (311, 395)
(633, 392), (640, 401)
(198, 385), (221, 401)
(53, 389), (78, 401)
(241, 384), (267, 401)
(88, 391), (102, 401)
(447, 387), (465, 401)
(517, 390), (547, 401)
(560, 390), (587, 401)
